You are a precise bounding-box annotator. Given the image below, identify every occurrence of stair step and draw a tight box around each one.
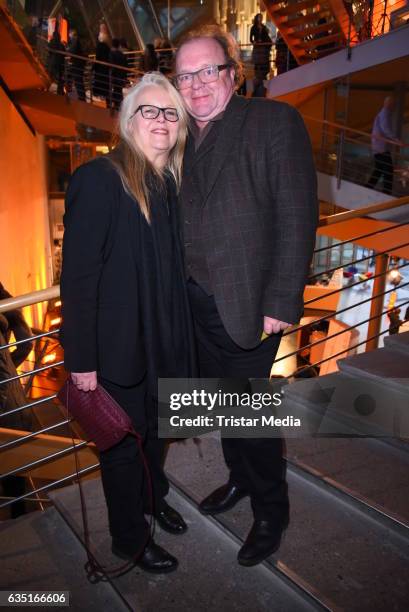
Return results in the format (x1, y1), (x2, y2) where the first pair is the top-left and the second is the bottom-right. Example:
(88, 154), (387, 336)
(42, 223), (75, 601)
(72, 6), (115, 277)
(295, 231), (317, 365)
(384, 330), (409, 355)
(49, 480), (318, 611)
(284, 11), (332, 27)
(1, 507), (126, 611)
(296, 22), (341, 37)
(338, 347), (409, 396)
(273, 0), (326, 17)
(282, 371), (409, 438)
(298, 33), (344, 49)
(165, 433), (409, 611)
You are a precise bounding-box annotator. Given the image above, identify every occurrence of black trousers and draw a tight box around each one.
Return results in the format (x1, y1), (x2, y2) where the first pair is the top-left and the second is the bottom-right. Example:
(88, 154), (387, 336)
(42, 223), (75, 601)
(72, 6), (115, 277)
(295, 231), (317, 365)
(98, 375), (169, 554)
(367, 152), (393, 194)
(187, 279), (289, 522)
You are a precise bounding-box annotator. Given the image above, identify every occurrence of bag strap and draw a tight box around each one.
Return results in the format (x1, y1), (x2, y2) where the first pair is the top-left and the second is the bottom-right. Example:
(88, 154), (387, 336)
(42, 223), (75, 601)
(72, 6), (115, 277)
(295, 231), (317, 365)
(64, 382), (154, 582)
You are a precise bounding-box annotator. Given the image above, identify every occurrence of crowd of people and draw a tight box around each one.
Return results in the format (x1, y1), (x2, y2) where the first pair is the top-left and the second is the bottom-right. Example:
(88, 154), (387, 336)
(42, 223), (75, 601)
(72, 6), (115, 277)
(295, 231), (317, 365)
(47, 23), (130, 109)
(46, 23), (176, 110)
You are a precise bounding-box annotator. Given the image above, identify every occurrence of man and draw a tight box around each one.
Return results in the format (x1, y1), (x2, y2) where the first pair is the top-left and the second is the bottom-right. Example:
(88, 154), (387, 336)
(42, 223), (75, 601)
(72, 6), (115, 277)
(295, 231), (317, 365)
(367, 97), (402, 195)
(175, 26), (318, 566)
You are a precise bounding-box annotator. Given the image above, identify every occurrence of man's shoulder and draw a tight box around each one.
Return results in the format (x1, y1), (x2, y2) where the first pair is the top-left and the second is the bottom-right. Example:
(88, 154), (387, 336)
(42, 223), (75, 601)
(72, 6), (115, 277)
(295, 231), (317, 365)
(69, 155), (120, 189)
(246, 97), (298, 121)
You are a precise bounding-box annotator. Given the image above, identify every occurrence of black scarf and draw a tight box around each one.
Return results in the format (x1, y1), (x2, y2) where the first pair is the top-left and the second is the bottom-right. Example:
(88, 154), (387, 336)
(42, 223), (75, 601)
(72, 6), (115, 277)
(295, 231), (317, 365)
(133, 174), (197, 397)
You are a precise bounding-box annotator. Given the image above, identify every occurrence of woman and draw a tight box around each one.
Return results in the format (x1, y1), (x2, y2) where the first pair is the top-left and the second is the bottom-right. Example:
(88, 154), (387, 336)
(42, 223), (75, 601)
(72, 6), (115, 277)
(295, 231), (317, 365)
(60, 73), (196, 573)
(250, 13), (272, 80)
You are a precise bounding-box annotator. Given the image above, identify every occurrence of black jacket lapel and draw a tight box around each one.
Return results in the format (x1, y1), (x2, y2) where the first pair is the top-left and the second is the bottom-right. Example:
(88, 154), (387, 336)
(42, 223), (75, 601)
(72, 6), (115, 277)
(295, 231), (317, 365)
(202, 94), (250, 207)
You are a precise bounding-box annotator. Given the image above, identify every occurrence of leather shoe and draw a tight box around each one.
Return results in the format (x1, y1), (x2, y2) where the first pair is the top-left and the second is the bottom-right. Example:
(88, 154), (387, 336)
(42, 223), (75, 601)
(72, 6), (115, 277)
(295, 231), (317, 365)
(112, 539), (178, 573)
(237, 518), (288, 567)
(199, 483), (248, 515)
(155, 502), (187, 535)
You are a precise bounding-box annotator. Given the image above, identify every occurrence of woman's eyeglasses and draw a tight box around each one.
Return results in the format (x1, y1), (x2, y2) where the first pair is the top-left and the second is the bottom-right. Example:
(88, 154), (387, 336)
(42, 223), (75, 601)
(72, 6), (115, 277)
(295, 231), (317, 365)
(130, 105), (179, 122)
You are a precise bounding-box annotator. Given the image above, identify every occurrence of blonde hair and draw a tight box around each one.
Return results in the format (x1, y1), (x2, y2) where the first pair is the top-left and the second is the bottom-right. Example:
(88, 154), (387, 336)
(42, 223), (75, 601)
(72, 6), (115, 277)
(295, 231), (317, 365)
(109, 72), (188, 222)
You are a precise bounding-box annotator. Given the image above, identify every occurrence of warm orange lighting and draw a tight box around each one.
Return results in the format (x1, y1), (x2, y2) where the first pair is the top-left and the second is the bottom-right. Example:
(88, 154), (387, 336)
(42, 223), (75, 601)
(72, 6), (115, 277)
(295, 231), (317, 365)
(43, 352), (57, 364)
(50, 317), (61, 325)
(55, 300), (62, 307)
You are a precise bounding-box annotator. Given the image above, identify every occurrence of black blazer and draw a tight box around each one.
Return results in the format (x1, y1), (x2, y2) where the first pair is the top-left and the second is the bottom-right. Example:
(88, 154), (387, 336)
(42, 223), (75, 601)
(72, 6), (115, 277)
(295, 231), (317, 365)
(182, 94), (318, 349)
(60, 156), (195, 387)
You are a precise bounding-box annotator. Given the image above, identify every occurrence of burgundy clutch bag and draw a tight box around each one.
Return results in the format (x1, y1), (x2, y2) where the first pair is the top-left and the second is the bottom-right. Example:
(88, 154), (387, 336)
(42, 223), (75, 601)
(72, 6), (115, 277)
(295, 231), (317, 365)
(58, 378), (134, 451)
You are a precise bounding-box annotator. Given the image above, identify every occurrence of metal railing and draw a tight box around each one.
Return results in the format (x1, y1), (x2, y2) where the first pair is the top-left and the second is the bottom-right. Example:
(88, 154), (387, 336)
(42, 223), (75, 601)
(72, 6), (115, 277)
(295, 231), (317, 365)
(1, 194), (409, 514)
(301, 115), (409, 198)
(38, 43), (143, 110)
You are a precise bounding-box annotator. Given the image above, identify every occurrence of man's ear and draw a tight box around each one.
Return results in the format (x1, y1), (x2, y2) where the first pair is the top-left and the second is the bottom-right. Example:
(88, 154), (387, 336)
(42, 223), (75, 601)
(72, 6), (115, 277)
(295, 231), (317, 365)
(229, 66), (236, 86)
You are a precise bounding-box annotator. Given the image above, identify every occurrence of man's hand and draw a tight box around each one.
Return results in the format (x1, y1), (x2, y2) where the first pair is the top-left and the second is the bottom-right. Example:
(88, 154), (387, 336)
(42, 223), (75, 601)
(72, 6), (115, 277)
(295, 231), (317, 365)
(71, 371), (97, 392)
(263, 316), (291, 335)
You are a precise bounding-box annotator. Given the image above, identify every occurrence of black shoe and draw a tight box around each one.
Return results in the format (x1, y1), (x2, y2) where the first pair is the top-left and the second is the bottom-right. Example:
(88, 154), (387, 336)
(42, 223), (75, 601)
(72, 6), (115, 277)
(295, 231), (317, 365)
(237, 518), (288, 567)
(112, 540), (178, 574)
(155, 502), (188, 535)
(199, 483), (248, 515)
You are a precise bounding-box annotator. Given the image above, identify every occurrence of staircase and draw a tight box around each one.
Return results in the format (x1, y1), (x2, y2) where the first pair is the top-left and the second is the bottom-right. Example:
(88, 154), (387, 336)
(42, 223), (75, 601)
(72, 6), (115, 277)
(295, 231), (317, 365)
(265, 0), (356, 65)
(1, 506), (126, 610)
(2, 334), (408, 610)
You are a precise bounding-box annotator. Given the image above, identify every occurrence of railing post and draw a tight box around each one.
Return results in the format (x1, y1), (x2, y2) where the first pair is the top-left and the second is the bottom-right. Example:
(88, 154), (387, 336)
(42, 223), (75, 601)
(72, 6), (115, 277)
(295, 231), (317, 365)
(336, 127), (345, 189)
(108, 68), (112, 110)
(366, 253), (389, 352)
(347, 8), (352, 60)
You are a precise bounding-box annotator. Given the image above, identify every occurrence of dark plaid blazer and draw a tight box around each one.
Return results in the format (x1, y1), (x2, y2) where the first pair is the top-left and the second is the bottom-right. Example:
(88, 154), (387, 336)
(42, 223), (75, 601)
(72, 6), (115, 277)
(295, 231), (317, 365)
(182, 94), (318, 349)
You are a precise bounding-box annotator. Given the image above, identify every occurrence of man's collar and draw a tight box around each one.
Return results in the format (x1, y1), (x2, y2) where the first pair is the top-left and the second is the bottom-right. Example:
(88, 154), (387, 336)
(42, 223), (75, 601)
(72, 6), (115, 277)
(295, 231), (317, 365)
(189, 108), (226, 140)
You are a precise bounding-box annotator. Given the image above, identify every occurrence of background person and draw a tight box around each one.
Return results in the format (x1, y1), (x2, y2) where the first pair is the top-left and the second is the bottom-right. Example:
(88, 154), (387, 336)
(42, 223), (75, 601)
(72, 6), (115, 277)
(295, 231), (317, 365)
(0, 282), (33, 369)
(366, 97), (403, 195)
(93, 23), (111, 105)
(250, 13), (272, 80)
(47, 29), (66, 95)
(109, 38), (129, 110)
(60, 73), (196, 573)
(143, 43), (159, 72)
(66, 28), (86, 102)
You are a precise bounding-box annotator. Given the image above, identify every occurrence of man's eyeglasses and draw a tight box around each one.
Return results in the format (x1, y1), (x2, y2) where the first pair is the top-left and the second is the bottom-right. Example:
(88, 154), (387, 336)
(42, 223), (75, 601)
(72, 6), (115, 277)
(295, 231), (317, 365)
(130, 105), (179, 122)
(174, 64), (229, 90)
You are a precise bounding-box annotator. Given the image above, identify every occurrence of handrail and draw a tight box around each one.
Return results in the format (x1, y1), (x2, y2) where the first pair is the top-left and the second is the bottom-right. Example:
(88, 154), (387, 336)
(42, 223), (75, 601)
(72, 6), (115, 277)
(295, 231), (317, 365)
(45, 45), (143, 77)
(0, 286), (59, 314)
(303, 114), (405, 148)
(314, 224), (409, 255)
(278, 297), (409, 374)
(319, 195), (409, 227)
(0, 463), (100, 509)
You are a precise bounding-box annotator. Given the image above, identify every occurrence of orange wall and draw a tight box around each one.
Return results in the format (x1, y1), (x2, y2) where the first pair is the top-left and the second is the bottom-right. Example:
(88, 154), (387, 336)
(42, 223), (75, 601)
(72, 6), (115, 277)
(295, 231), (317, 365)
(0, 86), (52, 328)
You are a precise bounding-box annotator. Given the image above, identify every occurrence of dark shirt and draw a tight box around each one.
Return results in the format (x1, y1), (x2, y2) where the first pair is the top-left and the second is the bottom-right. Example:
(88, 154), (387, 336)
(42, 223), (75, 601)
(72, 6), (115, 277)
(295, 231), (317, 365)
(180, 110), (226, 293)
(190, 110), (225, 151)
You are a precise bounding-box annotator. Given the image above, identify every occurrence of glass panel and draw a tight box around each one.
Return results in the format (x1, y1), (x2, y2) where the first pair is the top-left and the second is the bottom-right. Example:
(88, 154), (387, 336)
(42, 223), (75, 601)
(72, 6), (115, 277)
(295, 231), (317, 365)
(126, 0), (162, 45)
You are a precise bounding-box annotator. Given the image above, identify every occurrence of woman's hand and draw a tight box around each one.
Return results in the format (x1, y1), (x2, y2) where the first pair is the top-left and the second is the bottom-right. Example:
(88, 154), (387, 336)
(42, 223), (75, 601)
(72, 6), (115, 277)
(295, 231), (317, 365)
(71, 371), (97, 392)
